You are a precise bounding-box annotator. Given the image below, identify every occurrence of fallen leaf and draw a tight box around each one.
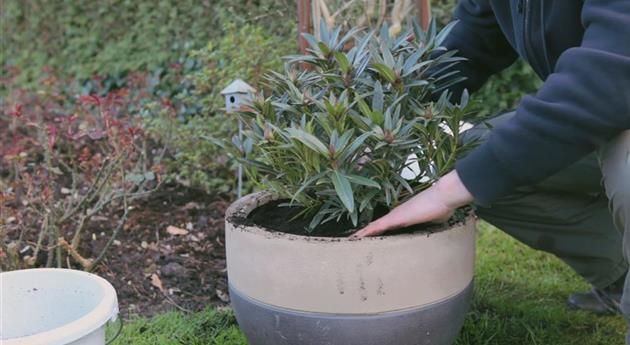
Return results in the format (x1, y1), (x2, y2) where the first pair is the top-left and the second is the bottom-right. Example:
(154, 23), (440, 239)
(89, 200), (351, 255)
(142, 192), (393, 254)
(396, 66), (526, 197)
(182, 202), (201, 210)
(150, 273), (164, 292)
(216, 289), (230, 303)
(166, 225), (189, 236)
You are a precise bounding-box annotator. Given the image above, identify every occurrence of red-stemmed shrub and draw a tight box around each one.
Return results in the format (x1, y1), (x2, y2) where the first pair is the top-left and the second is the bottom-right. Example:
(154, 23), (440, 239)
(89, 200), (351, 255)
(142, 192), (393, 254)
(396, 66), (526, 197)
(1, 73), (165, 271)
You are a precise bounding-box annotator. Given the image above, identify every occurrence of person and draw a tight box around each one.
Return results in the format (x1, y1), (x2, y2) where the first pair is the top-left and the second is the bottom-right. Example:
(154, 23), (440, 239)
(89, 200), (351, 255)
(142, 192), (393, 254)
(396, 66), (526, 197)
(352, 0), (630, 341)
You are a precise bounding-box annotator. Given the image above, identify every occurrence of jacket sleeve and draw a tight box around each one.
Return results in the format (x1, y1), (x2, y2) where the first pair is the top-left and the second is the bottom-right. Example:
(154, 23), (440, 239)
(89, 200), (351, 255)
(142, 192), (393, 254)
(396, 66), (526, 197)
(456, 0), (630, 206)
(438, 0), (518, 98)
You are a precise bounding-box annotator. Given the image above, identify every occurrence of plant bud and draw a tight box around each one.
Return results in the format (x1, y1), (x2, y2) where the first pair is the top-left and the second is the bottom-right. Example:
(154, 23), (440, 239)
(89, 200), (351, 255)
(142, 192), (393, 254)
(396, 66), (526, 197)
(424, 107), (433, 120)
(384, 130), (395, 144)
(264, 126), (274, 140)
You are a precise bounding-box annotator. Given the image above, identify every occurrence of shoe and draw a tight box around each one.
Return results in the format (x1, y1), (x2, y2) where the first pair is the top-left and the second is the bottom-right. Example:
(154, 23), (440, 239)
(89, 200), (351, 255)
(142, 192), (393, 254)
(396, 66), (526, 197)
(567, 275), (624, 315)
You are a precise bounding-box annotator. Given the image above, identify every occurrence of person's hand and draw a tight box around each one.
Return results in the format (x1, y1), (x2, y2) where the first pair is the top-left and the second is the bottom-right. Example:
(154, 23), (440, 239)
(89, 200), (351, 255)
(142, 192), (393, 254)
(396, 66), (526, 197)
(351, 170), (474, 238)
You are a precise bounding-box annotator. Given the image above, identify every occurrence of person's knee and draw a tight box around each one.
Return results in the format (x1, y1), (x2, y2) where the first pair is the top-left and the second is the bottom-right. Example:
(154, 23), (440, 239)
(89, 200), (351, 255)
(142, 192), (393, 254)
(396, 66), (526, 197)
(610, 183), (630, 233)
(601, 131), (630, 233)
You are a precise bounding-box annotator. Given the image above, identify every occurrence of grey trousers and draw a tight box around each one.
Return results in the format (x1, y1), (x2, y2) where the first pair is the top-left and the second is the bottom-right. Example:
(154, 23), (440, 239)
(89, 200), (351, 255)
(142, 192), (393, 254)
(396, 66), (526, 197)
(463, 113), (630, 340)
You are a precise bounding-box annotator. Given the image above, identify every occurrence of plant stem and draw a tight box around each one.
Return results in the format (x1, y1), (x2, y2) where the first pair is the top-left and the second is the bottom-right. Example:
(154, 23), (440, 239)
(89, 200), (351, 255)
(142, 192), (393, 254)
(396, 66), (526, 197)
(88, 166), (129, 272)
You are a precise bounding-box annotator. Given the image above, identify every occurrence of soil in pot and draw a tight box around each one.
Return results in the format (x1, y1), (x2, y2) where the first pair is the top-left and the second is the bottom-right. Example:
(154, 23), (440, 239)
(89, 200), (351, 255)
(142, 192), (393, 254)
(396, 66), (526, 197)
(245, 199), (469, 238)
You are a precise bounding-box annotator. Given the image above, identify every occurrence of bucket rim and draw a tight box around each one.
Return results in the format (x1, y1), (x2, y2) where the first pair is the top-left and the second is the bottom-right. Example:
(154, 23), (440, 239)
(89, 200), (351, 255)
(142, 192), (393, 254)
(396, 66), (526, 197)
(1, 268), (119, 345)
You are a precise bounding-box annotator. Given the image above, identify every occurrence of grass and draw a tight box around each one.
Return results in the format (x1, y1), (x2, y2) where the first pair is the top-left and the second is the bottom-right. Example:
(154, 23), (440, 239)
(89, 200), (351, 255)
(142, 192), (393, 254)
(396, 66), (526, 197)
(109, 222), (625, 344)
(456, 222), (625, 345)
(107, 308), (247, 345)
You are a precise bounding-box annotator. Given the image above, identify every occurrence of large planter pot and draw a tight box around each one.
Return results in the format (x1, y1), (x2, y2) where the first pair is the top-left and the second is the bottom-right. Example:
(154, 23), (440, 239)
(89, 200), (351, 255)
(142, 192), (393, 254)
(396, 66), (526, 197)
(226, 192), (476, 345)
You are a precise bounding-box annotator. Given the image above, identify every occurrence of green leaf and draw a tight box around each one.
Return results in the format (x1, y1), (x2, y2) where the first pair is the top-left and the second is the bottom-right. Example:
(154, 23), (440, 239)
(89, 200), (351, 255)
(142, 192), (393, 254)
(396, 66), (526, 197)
(357, 98), (372, 117)
(393, 174), (414, 194)
(302, 33), (321, 52)
(349, 209), (358, 227)
(372, 63), (396, 83)
(413, 19), (426, 44)
(309, 208), (328, 230)
(381, 44), (395, 67)
(352, 32), (373, 64)
(435, 21), (458, 46)
(334, 51), (351, 73)
(460, 89), (470, 107)
(402, 49), (423, 75)
(335, 27), (360, 51)
(406, 80), (430, 88)
(335, 130), (354, 153)
(359, 190), (380, 212)
(319, 18), (330, 43)
(144, 171), (156, 181)
(347, 175), (381, 189)
(384, 107), (393, 130)
(338, 131), (372, 162)
(318, 42), (331, 56)
(331, 170), (354, 212)
(286, 128), (329, 155)
(372, 82), (384, 113)
(291, 173), (325, 203)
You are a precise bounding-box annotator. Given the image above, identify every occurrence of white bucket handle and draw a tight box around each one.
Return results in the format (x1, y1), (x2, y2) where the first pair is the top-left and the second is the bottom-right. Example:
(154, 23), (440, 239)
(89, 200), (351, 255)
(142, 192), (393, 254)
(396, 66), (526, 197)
(105, 317), (123, 345)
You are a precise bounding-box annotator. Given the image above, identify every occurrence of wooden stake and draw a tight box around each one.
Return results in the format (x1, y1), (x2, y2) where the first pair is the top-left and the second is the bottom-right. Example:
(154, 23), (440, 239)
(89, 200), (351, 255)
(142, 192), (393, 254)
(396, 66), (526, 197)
(416, 0), (431, 30)
(298, 0), (313, 55)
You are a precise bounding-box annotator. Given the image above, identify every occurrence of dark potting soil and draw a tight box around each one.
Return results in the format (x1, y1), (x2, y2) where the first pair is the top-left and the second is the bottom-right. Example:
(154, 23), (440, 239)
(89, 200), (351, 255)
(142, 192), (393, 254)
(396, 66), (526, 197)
(246, 199), (469, 238)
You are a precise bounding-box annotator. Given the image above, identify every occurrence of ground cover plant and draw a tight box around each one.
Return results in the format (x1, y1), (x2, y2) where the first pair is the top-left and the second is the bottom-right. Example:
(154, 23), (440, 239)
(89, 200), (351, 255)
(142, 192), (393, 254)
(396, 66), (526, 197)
(108, 223), (626, 345)
(216, 21), (476, 231)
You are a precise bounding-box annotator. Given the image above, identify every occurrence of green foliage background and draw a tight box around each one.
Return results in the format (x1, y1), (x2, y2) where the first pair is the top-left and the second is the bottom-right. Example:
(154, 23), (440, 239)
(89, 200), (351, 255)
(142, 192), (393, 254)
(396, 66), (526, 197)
(2, 0), (540, 193)
(1, 0), (295, 85)
(140, 23), (294, 193)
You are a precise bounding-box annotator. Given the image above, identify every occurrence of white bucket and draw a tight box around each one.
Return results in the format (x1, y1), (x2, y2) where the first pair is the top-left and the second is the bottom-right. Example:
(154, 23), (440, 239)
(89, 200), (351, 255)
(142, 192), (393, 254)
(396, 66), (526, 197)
(0, 268), (119, 345)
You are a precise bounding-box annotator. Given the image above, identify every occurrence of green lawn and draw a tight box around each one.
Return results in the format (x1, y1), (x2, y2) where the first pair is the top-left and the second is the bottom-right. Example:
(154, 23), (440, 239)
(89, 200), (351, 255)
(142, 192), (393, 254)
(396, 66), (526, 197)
(109, 222), (625, 345)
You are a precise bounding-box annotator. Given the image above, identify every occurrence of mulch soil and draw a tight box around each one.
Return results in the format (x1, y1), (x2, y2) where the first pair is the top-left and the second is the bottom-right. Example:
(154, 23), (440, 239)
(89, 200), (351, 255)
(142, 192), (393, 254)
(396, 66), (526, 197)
(88, 184), (234, 318)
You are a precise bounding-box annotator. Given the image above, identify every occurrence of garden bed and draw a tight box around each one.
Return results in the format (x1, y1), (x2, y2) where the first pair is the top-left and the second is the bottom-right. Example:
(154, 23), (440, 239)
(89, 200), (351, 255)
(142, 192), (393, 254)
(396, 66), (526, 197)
(2, 181), (233, 318)
(89, 184), (233, 318)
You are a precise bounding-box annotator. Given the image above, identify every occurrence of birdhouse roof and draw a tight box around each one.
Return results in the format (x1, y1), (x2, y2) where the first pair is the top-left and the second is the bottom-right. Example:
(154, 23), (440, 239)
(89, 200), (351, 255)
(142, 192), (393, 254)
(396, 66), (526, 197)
(220, 79), (255, 95)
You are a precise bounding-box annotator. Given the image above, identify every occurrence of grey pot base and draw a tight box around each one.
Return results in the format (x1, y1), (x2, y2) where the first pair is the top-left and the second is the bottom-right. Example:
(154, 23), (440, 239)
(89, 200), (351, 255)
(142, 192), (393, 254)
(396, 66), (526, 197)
(230, 281), (473, 345)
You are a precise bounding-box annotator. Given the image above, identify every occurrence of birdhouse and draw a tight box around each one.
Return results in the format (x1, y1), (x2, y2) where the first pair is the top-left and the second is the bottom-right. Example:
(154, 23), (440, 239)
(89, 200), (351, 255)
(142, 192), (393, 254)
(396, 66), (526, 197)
(220, 79), (256, 113)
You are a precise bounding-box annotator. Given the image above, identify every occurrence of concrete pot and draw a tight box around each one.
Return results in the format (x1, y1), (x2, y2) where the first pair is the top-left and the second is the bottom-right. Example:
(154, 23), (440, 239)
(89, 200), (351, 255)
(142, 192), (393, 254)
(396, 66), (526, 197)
(226, 192), (476, 345)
